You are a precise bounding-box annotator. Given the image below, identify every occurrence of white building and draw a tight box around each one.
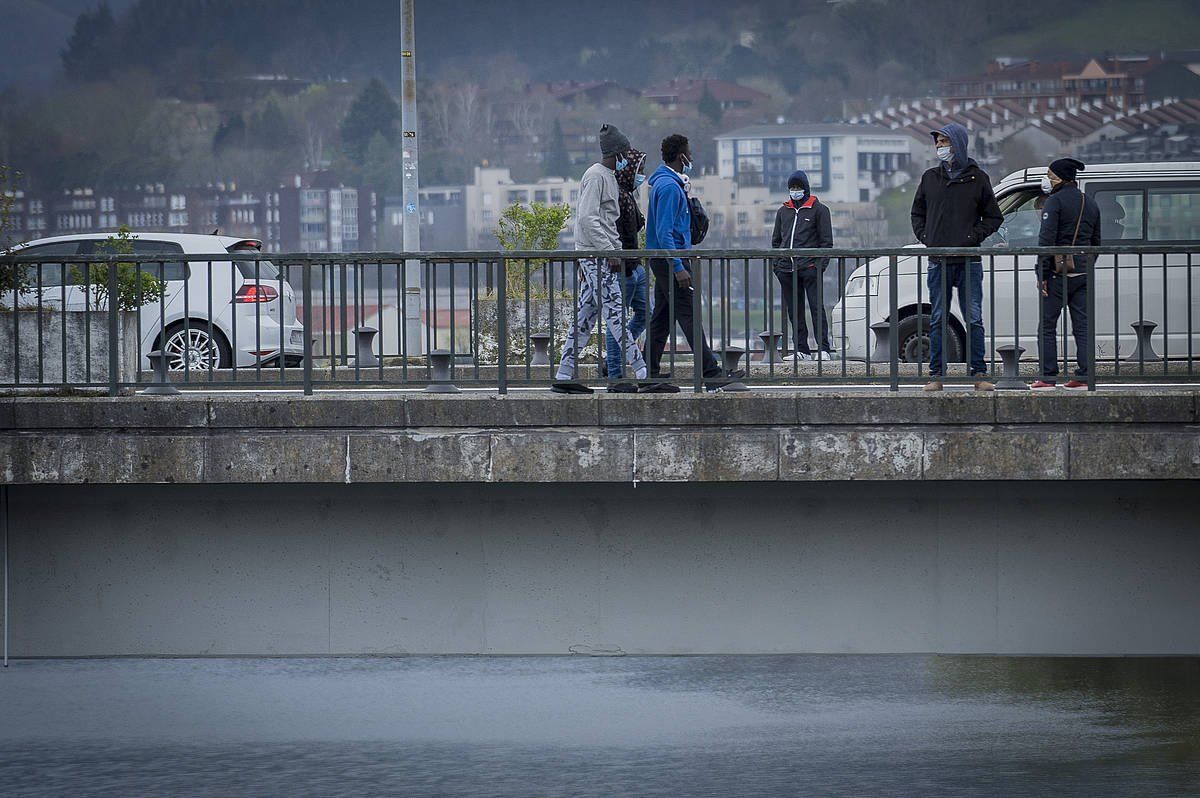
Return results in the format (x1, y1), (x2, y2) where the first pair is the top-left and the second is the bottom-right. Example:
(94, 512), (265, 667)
(463, 167), (581, 249)
(714, 123), (913, 203)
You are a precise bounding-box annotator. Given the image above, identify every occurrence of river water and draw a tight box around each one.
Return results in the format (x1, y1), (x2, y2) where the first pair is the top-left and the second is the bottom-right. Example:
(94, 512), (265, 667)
(1, 655), (1197, 796)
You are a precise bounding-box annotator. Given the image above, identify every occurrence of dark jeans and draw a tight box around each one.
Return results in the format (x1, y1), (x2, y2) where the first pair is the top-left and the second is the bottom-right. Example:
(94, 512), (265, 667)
(774, 267), (831, 355)
(928, 258), (986, 377)
(1040, 274), (1089, 379)
(647, 258), (720, 378)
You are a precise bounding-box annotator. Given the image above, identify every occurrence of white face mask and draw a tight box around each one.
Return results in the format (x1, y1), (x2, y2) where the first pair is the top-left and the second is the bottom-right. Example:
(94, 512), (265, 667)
(1040, 176), (1053, 195)
(789, 190), (805, 202)
(936, 146), (953, 163)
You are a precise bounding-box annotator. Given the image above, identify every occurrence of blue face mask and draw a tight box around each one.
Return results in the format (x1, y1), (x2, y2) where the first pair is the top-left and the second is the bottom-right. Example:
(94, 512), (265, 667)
(681, 155), (693, 174)
(615, 155), (628, 171)
(634, 173), (645, 189)
(789, 189), (806, 202)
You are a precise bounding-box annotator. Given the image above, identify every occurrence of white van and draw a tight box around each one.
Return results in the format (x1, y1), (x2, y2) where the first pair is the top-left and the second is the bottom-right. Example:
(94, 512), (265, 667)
(7, 232), (306, 370)
(831, 162), (1200, 363)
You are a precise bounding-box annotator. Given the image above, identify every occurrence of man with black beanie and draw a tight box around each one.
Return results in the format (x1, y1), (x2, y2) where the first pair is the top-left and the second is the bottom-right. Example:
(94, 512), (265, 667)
(1031, 157), (1101, 390)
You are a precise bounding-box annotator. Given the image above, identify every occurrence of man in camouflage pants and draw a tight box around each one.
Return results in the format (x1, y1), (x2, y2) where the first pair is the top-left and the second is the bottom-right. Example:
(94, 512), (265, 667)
(553, 123), (648, 394)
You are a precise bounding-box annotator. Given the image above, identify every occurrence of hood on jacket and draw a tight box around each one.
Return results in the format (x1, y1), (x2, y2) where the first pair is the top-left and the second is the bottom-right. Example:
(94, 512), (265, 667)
(648, 162), (684, 191)
(787, 169), (810, 195)
(784, 195), (817, 210)
(932, 123), (976, 179)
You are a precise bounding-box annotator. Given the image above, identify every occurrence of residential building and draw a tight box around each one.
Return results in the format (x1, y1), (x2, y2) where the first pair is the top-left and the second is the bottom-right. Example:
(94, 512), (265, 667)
(462, 167), (579, 250)
(643, 78), (770, 121)
(714, 124), (912, 202)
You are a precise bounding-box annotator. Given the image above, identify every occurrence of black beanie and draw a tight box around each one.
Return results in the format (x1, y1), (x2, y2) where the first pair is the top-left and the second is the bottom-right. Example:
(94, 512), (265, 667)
(1049, 157), (1085, 182)
(598, 124), (630, 157)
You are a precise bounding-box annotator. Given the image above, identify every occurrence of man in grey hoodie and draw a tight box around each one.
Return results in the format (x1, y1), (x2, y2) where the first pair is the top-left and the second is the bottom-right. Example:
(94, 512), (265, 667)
(552, 123), (649, 394)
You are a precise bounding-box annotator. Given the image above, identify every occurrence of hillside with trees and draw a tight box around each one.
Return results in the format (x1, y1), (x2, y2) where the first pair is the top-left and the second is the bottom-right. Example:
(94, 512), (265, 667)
(0, 0), (1193, 192)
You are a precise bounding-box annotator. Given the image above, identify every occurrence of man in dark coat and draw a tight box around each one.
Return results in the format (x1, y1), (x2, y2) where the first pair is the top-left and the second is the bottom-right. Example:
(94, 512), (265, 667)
(910, 122), (1004, 391)
(1031, 157), (1102, 390)
(770, 170), (834, 360)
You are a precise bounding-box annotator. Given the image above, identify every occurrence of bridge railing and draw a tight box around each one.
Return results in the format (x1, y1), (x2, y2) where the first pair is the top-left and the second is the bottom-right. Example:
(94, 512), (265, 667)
(1, 245), (1197, 394)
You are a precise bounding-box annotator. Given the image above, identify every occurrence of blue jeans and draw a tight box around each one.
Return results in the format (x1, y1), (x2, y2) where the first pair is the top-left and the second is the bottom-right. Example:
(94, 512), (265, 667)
(927, 259), (986, 377)
(605, 264), (648, 378)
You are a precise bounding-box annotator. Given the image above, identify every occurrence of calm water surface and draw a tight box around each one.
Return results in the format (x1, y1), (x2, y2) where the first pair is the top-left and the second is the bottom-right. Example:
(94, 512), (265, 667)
(1, 655), (1197, 796)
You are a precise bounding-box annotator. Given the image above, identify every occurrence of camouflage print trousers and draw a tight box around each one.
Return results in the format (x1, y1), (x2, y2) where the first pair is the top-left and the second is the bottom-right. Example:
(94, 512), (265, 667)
(556, 258), (648, 381)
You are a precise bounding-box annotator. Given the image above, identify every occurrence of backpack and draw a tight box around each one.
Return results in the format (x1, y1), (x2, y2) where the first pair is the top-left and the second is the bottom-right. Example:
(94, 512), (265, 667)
(687, 196), (709, 245)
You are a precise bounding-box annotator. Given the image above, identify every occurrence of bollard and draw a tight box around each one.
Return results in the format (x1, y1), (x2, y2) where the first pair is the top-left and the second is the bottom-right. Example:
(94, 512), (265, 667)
(718, 348), (749, 392)
(994, 344), (1029, 390)
(140, 350), (180, 396)
(425, 349), (460, 393)
(1127, 320), (1162, 362)
(530, 333), (551, 366)
(757, 331), (782, 364)
(869, 321), (892, 364)
(353, 326), (380, 367)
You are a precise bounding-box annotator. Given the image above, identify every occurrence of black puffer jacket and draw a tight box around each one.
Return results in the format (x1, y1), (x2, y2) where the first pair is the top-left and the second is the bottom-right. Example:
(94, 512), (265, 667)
(910, 163), (1003, 250)
(770, 196), (833, 272)
(1037, 183), (1102, 278)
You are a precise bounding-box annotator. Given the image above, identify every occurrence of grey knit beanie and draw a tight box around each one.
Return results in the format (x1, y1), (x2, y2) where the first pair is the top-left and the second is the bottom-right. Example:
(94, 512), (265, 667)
(598, 123), (630, 157)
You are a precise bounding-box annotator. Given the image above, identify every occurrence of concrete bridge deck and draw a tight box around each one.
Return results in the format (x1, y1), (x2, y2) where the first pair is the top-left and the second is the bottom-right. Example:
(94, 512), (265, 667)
(2, 390), (1199, 484)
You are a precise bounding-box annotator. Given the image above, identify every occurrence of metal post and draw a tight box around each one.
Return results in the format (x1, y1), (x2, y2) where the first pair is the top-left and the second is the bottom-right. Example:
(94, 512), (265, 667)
(303, 261), (314, 395)
(400, 0), (423, 356)
(3, 484), (8, 667)
(107, 261), (119, 396)
(888, 255), (899, 391)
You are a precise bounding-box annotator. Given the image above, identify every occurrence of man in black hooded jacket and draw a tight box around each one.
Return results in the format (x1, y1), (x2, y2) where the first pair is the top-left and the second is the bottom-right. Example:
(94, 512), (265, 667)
(911, 122), (1003, 391)
(771, 169), (834, 359)
(1031, 157), (1101, 390)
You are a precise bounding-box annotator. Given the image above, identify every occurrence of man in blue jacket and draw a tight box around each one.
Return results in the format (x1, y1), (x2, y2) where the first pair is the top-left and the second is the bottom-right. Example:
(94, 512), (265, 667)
(644, 133), (729, 388)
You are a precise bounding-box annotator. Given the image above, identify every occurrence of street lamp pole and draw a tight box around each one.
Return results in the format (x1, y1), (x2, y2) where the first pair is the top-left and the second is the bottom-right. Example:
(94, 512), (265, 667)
(400, 0), (423, 355)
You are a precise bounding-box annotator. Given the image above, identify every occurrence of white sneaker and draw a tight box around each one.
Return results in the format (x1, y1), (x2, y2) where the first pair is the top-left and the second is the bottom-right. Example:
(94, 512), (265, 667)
(816, 350), (834, 361)
(794, 352), (814, 361)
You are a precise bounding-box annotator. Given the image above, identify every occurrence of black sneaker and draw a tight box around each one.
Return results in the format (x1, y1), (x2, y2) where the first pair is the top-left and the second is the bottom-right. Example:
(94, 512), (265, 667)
(551, 381), (594, 395)
(648, 370), (672, 379)
(607, 382), (638, 394)
(638, 381), (680, 393)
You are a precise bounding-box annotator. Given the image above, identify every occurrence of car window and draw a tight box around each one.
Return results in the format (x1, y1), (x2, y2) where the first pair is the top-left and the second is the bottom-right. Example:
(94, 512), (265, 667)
(80, 238), (190, 280)
(234, 260), (281, 281)
(986, 188), (1045, 247)
(1092, 190), (1145, 242)
(14, 241), (79, 287)
(1147, 187), (1200, 241)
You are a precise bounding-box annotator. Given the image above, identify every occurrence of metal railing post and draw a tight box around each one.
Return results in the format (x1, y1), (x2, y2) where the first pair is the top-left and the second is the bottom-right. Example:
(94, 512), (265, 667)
(107, 260), (119, 396)
(889, 255), (899, 391)
(497, 259), (508, 395)
(302, 261), (314, 396)
(692, 258), (703, 394)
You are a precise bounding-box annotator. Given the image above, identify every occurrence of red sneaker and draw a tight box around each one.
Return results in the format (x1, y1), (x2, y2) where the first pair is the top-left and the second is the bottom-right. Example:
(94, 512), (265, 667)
(1063, 379), (1088, 390)
(1030, 380), (1057, 390)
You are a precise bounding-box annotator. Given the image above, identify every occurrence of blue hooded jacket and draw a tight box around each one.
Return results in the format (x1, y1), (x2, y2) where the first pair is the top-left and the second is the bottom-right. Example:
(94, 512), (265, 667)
(935, 123), (975, 180)
(645, 163), (690, 272)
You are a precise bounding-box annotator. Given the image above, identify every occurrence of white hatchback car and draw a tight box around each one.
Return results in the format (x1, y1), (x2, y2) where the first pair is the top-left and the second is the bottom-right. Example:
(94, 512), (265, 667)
(8, 232), (306, 370)
(831, 161), (1200, 363)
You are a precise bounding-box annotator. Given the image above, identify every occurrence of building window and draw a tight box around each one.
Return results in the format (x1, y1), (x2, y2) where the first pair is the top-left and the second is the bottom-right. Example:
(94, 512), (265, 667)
(860, 189), (871, 202)
(737, 212), (749, 226)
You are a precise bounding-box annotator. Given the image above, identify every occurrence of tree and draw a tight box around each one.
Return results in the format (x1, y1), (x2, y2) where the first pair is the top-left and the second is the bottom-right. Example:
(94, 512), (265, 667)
(543, 119), (571, 179)
(61, 1), (116, 81)
(361, 131), (401, 192)
(72, 226), (161, 312)
(494, 201), (570, 298)
(340, 78), (399, 166)
(0, 166), (28, 304)
(698, 83), (724, 125)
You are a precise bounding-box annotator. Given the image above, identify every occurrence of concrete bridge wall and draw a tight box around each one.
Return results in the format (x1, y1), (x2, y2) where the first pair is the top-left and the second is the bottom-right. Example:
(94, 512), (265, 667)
(3, 480), (1197, 657)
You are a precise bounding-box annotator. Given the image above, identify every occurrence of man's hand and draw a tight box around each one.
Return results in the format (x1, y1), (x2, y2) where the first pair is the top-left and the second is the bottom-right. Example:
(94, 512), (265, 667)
(1040, 279), (1048, 297)
(674, 269), (692, 289)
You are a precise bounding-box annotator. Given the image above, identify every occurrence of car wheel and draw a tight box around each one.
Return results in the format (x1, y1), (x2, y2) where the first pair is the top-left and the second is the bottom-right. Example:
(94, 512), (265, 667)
(896, 314), (963, 364)
(160, 321), (231, 371)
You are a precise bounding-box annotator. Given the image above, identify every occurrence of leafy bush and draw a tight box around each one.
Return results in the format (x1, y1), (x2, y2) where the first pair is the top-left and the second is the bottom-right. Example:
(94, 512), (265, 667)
(493, 201), (570, 299)
(72, 226), (162, 311)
